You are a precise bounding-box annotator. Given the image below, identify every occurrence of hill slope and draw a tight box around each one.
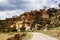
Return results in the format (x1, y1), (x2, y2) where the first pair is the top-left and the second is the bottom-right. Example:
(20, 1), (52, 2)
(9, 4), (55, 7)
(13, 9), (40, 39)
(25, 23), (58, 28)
(0, 8), (60, 31)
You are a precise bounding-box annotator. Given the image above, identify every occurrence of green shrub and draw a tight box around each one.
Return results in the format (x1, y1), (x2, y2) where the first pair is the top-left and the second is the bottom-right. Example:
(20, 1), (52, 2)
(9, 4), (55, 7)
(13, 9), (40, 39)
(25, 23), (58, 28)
(9, 27), (17, 32)
(20, 27), (26, 32)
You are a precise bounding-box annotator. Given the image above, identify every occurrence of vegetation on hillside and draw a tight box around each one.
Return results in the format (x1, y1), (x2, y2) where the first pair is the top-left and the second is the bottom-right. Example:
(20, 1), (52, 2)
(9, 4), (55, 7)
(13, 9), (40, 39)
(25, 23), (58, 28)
(0, 4), (60, 32)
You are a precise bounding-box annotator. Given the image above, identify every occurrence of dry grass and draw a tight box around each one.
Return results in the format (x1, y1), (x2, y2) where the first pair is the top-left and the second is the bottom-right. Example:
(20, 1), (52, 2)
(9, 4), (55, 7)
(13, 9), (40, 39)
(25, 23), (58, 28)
(0, 32), (32, 40)
(0, 33), (14, 40)
(21, 33), (32, 40)
(39, 27), (60, 39)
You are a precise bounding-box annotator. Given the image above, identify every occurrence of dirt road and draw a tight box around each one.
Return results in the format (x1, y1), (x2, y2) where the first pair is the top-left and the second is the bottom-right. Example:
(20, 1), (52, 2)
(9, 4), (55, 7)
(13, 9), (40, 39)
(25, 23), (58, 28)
(30, 32), (57, 40)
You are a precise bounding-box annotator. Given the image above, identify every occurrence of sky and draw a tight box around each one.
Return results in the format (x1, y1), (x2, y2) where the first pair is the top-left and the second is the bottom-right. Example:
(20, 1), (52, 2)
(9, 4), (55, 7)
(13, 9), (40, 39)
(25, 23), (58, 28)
(0, 0), (60, 20)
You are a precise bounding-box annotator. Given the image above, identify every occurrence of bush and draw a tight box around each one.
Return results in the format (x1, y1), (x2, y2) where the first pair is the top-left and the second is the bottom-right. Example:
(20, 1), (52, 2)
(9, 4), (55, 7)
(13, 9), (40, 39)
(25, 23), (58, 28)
(20, 27), (26, 32)
(7, 33), (27, 40)
(9, 27), (17, 32)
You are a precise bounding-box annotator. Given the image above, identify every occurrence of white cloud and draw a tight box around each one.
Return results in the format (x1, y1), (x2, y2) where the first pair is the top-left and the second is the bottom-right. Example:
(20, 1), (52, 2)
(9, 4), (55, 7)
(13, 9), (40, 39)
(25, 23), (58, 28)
(0, 0), (7, 3)
(0, 0), (59, 10)
(20, 0), (60, 10)
(0, 0), (8, 5)
(0, 10), (24, 20)
(0, 0), (60, 20)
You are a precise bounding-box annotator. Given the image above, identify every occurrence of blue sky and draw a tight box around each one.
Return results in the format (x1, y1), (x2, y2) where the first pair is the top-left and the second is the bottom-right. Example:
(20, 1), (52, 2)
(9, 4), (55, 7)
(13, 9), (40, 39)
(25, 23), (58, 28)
(0, 0), (60, 20)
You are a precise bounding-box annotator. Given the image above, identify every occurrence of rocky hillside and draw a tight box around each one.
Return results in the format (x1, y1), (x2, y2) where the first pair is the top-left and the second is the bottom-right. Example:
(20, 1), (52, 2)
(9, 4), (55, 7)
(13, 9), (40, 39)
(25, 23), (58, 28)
(0, 8), (60, 31)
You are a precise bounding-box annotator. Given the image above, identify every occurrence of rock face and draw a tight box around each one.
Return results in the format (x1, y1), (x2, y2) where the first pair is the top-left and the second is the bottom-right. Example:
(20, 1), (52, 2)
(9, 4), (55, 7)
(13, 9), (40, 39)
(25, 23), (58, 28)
(42, 10), (49, 18)
(1, 8), (60, 31)
(9, 10), (49, 31)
